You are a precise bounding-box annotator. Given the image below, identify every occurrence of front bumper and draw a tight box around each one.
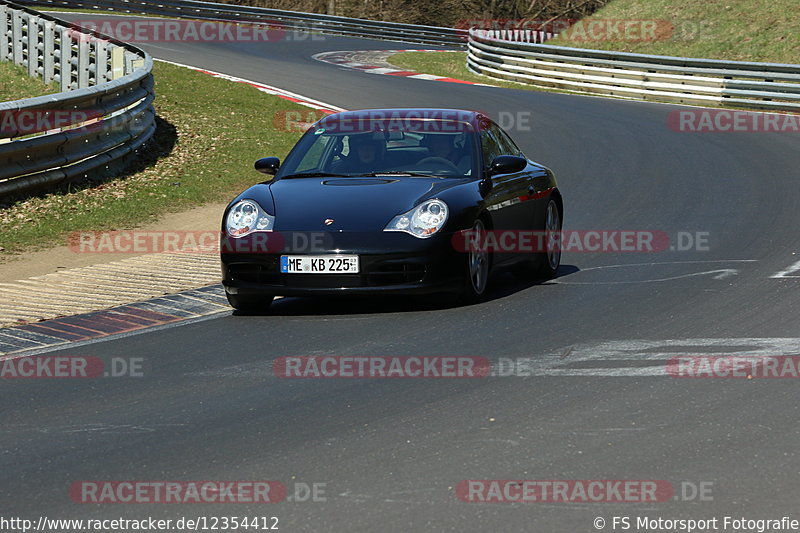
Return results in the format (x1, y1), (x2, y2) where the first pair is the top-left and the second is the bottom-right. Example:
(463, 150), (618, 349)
(221, 231), (464, 296)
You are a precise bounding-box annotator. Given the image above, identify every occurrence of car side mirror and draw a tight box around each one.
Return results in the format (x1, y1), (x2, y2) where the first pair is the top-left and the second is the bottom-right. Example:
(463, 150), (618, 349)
(255, 157), (280, 175)
(488, 155), (526, 175)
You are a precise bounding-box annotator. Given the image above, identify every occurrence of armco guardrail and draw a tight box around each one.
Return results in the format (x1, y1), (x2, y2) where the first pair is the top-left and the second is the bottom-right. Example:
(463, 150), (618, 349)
(468, 29), (800, 112)
(0, 0), (154, 198)
(18, 0), (468, 47)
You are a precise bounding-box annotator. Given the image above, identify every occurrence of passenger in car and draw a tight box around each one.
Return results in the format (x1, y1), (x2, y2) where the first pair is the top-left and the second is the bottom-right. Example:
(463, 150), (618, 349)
(337, 133), (387, 173)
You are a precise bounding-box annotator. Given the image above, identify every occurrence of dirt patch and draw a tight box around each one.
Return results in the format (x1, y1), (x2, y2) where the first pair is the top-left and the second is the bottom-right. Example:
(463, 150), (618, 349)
(0, 202), (228, 281)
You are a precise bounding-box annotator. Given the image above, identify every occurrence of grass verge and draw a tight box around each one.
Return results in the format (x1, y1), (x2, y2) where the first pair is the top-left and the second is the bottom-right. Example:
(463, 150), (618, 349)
(548, 0), (799, 64)
(0, 61), (306, 256)
(0, 60), (60, 101)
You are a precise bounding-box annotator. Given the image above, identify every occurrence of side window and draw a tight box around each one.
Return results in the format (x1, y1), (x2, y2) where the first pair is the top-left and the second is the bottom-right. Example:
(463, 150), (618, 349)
(480, 129), (502, 168)
(491, 124), (522, 157)
(295, 135), (332, 172)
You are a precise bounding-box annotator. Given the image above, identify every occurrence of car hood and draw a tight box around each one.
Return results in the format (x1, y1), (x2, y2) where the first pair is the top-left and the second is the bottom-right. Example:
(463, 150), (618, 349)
(268, 176), (469, 231)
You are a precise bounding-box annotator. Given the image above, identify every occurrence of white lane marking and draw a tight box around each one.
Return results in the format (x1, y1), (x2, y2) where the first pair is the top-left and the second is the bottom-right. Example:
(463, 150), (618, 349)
(529, 338), (800, 377)
(568, 260), (758, 270)
(711, 269), (739, 279)
(568, 338), (800, 360)
(408, 74), (446, 80)
(551, 260), (756, 284)
(140, 43), (187, 53)
(364, 67), (406, 75)
(556, 269), (740, 284)
(771, 259), (800, 278)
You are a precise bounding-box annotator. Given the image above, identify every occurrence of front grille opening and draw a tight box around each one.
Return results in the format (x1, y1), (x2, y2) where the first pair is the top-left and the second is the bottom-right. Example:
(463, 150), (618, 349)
(227, 262), (279, 284)
(368, 263), (426, 285)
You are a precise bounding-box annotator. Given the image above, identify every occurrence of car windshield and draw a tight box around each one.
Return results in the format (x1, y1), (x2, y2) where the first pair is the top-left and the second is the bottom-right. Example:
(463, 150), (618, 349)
(278, 122), (477, 178)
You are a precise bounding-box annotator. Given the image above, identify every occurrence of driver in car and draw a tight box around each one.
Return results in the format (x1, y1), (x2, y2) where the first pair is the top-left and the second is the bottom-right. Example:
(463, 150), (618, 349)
(422, 134), (471, 174)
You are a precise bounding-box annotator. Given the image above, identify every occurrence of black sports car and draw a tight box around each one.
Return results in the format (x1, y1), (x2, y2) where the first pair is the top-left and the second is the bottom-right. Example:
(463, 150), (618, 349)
(221, 108), (562, 310)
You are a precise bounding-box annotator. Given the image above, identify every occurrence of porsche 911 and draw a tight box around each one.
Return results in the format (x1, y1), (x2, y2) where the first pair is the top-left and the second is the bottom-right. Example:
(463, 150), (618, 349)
(221, 108), (562, 311)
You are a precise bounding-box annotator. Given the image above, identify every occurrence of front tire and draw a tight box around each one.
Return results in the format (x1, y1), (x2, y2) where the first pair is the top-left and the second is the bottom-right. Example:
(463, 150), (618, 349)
(458, 218), (491, 304)
(226, 291), (274, 313)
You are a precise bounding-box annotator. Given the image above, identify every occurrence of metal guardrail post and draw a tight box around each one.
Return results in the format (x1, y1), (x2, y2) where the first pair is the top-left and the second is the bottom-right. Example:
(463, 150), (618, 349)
(42, 19), (54, 82)
(58, 24), (70, 90)
(124, 50), (134, 75)
(110, 45), (123, 79)
(0, 5), (8, 61)
(77, 34), (88, 87)
(26, 14), (36, 75)
(95, 38), (108, 83)
(11, 9), (21, 64)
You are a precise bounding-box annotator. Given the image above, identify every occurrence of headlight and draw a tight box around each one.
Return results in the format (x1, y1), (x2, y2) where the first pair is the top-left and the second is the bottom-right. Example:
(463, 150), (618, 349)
(384, 199), (449, 238)
(226, 200), (275, 238)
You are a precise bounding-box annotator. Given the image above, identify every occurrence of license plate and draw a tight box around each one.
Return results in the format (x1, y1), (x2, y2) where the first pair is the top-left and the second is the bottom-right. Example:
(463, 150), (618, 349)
(280, 255), (359, 274)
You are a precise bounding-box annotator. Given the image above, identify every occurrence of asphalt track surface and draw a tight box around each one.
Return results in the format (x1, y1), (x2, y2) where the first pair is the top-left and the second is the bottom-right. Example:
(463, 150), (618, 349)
(2, 14), (800, 532)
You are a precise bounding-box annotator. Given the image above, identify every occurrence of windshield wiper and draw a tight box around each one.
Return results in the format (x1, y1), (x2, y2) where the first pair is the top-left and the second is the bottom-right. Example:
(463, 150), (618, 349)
(279, 172), (354, 179)
(364, 171), (441, 177)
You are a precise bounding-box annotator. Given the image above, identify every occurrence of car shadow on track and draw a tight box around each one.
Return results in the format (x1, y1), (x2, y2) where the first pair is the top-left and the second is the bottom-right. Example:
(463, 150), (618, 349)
(232, 264), (580, 317)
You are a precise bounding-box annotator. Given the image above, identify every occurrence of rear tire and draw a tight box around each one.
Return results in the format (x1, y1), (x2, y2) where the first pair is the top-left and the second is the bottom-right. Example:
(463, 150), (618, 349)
(514, 197), (562, 280)
(226, 291), (274, 313)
